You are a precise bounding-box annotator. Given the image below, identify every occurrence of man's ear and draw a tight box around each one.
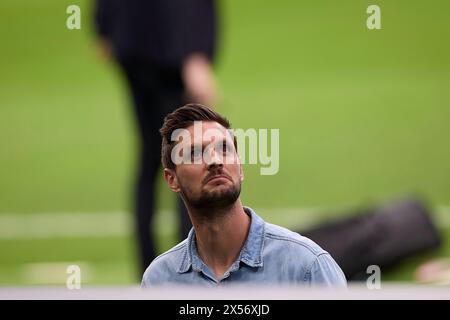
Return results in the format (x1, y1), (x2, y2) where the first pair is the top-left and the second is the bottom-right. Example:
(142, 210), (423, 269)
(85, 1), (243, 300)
(163, 168), (180, 192)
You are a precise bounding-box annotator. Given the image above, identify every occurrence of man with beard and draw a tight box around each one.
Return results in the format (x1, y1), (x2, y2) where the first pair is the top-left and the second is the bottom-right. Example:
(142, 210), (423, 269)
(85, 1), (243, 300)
(141, 104), (347, 287)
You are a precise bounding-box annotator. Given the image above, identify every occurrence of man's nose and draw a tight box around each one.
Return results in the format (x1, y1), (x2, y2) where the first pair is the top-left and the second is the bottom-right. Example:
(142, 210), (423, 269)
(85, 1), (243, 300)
(206, 146), (224, 169)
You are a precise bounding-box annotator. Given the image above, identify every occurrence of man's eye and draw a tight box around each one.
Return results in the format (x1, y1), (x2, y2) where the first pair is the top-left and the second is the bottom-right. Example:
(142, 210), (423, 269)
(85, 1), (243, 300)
(222, 142), (232, 154)
(191, 148), (202, 159)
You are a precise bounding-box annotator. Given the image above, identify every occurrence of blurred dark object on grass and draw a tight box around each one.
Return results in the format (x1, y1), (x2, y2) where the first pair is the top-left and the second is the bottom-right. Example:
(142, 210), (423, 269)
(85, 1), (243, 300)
(299, 197), (442, 281)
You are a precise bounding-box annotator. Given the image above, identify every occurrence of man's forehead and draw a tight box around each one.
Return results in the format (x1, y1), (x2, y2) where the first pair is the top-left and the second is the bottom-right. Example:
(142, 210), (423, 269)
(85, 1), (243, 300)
(184, 121), (233, 144)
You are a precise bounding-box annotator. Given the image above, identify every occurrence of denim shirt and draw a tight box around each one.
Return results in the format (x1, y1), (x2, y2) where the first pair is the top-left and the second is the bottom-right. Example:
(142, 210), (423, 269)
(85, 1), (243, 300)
(141, 207), (347, 287)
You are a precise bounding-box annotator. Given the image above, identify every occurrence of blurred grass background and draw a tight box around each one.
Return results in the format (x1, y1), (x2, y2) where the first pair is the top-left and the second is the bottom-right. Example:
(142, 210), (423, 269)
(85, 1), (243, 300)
(0, 0), (449, 285)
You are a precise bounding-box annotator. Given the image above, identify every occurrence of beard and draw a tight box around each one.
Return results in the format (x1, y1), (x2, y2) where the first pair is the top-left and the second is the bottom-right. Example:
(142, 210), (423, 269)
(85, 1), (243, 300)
(179, 179), (241, 215)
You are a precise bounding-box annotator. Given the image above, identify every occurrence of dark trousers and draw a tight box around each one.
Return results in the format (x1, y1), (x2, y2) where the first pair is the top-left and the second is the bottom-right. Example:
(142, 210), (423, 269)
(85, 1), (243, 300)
(119, 58), (192, 276)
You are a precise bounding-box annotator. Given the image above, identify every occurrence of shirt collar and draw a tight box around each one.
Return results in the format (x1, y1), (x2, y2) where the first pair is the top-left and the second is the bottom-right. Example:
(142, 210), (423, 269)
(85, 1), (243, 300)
(177, 206), (265, 273)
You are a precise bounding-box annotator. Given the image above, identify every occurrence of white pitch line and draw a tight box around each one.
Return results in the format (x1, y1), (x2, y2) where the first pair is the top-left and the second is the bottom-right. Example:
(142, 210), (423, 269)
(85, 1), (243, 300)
(0, 207), (449, 240)
(20, 261), (93, 285)
(0, 211), (132, 239)
(0, 208), (320, 239)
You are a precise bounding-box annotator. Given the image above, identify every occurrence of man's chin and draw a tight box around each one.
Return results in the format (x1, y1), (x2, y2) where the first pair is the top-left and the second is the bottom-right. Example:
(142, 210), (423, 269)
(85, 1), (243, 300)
(204, 183), (231, 193)
(204, 184), (237, 198)
(191, 187), (241, 210)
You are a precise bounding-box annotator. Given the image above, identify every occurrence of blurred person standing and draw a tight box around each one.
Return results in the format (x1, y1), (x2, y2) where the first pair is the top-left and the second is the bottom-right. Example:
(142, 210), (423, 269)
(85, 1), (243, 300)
(94, 0), (219, 276)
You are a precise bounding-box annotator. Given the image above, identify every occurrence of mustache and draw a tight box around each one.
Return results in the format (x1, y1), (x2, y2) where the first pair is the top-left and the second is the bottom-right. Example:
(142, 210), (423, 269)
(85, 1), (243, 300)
(203, 170), (232, 184)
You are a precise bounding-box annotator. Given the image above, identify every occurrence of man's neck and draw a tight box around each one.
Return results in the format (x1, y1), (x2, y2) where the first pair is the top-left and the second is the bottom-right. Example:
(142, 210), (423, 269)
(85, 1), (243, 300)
(189, 200), (251, 281)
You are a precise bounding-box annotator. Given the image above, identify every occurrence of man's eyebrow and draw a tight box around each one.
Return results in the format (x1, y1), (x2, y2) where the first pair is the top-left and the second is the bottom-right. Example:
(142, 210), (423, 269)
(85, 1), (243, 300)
(189, 142), (207, 149)
(189, 138), (229, 148)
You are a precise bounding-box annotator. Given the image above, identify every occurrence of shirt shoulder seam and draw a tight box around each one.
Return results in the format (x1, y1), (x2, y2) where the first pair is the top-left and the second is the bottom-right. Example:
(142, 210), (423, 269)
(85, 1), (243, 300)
(303, 252), (330, 282)
(264, 232), (325, 256)
(151, 242), (187, 263)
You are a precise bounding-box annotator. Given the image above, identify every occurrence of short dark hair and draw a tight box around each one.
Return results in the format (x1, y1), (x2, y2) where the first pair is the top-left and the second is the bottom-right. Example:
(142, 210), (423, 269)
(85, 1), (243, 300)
(160, 103), (236, 169)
